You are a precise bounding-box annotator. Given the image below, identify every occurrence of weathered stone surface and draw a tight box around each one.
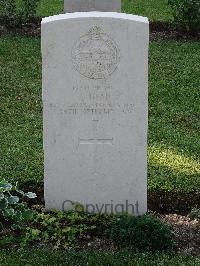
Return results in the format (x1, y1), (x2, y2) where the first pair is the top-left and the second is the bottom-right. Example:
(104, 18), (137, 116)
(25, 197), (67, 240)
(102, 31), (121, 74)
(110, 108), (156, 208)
(64, 0), (121, 13)
(42, 12), (149, 215)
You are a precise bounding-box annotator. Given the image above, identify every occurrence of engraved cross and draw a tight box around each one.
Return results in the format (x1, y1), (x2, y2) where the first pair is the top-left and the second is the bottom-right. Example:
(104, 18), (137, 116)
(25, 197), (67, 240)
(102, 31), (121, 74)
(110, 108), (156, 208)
(79, 120), (113, 146)
(78, 120), (113, 176)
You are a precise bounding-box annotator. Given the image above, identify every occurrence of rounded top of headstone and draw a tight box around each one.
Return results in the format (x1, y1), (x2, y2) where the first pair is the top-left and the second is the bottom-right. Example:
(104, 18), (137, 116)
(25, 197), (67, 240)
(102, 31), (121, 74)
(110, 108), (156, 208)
(42, 12), (149, 24)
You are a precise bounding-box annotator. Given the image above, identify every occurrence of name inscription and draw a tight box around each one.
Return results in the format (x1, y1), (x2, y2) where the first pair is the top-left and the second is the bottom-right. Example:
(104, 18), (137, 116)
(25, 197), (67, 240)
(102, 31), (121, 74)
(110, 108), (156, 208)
(49, 84), (134, 116)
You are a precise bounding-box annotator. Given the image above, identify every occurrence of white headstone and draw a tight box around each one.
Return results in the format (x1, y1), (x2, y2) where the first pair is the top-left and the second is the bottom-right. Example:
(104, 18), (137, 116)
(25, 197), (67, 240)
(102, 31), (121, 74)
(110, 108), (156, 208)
(42, 12), (149, 215)
(64, 0), (121, 13)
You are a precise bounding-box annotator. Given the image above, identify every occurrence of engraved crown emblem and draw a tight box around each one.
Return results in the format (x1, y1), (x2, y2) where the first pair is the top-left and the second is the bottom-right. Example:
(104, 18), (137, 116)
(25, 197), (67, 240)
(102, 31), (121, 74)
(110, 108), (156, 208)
(88, 26), (103, 39)
(71, 26), (120, 80)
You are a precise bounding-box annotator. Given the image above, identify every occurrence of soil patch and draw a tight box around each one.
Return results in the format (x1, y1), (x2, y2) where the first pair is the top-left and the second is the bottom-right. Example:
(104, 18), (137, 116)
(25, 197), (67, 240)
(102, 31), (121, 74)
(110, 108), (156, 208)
(160, 214), (200, 255)
(21, 182), (200, 215)
(0, 19), (199, 41)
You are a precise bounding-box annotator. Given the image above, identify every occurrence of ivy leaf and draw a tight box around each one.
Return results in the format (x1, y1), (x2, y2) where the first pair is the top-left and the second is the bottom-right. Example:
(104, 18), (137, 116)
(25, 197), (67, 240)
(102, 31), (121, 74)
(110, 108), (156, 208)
(31, 229), (41, 237)
(0, 198), (8, 210)
(7, 195), (19, 204)
(17, 202), (27, 209)
(22, 210), (34, 220)
(3, 208), (14, 218)
(24, 192), (37, 199)
(11, 224), (21, 230)
(13, 211), (22, 222)
(0, 193), (4, 200)
(0, 183), (12, 193)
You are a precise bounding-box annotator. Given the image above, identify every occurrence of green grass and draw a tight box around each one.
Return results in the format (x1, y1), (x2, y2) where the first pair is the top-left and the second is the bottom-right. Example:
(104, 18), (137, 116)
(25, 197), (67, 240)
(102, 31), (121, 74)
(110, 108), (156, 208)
(0, 37), (43, 184)
(148, 41), (200, 192)
(36, 0), (63, 17)
(122, 0), (172, 22)
(35, 0), (172, 22)
(0, 37), (199, 193)
(0, 249), (199, 265)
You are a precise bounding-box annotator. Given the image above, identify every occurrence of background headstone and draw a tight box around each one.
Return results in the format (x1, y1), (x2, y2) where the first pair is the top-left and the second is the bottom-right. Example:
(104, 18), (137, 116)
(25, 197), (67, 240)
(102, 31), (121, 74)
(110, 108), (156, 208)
(64, 0), (121, 13)
(42, 12), (149, 215)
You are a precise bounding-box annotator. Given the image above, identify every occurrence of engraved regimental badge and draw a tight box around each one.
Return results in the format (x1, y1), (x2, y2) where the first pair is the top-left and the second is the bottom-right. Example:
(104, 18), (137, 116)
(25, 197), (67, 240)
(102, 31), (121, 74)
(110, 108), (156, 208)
(71, 26), (120, 80)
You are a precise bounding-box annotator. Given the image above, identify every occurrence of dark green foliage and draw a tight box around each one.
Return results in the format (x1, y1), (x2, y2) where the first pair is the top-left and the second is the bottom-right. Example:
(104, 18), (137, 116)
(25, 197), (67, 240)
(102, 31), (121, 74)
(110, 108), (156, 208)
(122, 0), (172, 22)
(22, 0), (40, 20)
(188, 207), (200, 220)
(0, 0), (16, 23)
(1, 206), (175, 252)
(168, 0), (200, 32)
(106, 214), (175, 251)
(0, 0), (40, 27)
(1, 206), (114, 249)
(0, 181), (36, 231)
(21, 208), (113, 248)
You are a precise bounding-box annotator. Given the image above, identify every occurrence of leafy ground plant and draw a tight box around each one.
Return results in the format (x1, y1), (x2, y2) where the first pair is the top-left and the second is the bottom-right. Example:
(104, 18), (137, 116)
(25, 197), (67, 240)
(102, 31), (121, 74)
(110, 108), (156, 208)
(20, 210), (175, 251)
(0, 0), (41, 27)
(168, 0), (200, 32)
(188, 208), (200, 220)
(21, 208), (114, 249)
(0, 180), (36, 231)
(106, 214), (175, 251)
(1, 202), (176, 252)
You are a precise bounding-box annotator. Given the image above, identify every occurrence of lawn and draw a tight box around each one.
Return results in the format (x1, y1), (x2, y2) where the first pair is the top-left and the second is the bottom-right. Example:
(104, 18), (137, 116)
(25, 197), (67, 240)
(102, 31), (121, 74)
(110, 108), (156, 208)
(0, 37), (199, 194)
(35, 0), (173, 22)
(0, 249), (199, 265)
